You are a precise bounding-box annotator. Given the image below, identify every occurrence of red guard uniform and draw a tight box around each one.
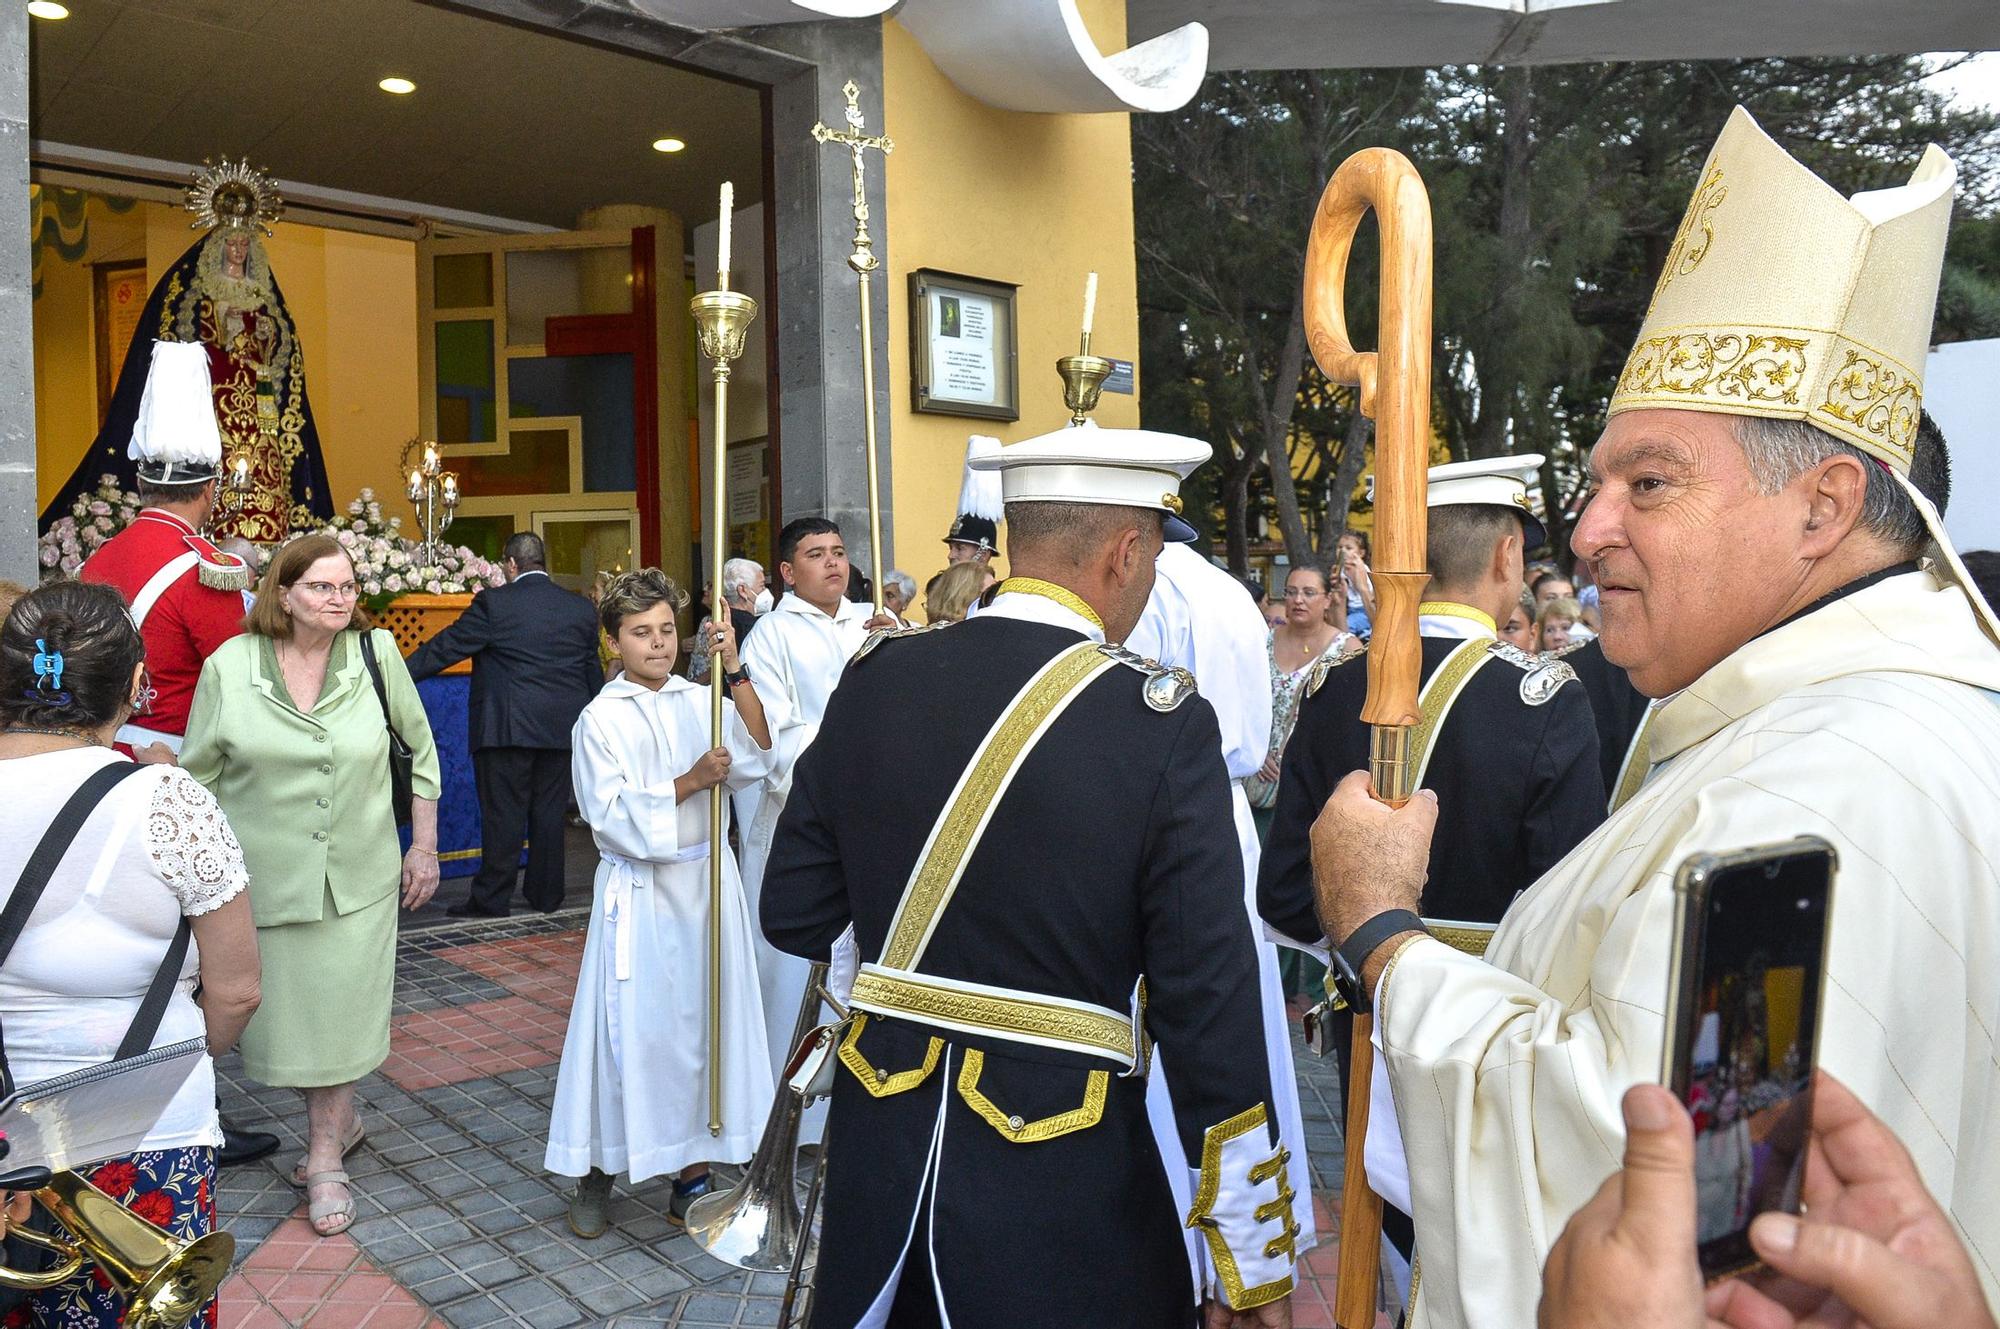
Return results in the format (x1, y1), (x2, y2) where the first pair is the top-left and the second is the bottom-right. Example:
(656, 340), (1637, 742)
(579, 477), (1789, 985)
(81, 508), (251, 750)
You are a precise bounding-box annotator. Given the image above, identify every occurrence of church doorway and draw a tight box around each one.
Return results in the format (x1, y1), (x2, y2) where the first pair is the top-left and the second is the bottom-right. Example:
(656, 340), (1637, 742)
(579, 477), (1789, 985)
(27, 0), (775, 596)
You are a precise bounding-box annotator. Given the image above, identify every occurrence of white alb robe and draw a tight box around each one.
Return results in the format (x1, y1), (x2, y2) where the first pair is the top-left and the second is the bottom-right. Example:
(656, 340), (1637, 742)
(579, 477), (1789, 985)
(736, 593), (874, 1136)
(546, 674), (783, 1183)
(1126, 543), (1318, 1275)
(1377, 569), (2000, 1327)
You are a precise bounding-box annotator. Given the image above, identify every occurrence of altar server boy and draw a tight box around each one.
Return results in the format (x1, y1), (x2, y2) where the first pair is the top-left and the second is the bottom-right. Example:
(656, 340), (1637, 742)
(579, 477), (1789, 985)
(547, 568), (783, 1237)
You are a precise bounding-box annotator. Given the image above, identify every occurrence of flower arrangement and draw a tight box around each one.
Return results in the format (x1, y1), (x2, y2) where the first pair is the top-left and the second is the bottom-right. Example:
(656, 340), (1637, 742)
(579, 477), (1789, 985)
(38, 480), (505, 611)
(39, 475), (141, 578)
(322, 489), (505, 613)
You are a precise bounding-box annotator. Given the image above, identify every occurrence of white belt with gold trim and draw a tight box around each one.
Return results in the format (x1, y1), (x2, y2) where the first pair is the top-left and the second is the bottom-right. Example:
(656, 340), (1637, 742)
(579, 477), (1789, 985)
(850, 963), (1142, 1072)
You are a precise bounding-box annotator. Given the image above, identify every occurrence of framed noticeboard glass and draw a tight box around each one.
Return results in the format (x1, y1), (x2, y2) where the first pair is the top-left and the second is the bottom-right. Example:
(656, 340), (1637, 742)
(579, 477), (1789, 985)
(909, 269), (1019, 421)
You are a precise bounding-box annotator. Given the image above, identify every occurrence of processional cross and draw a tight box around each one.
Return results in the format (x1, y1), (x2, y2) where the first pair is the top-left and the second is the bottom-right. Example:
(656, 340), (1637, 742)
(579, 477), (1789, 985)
(813, 80), (894, 276)
(811, 78), (895, 613)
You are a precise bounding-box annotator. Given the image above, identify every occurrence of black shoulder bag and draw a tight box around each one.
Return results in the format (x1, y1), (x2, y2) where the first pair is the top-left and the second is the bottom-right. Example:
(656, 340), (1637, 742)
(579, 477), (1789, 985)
(358, 631), (416, 828)
(0, 761), (192, 1301)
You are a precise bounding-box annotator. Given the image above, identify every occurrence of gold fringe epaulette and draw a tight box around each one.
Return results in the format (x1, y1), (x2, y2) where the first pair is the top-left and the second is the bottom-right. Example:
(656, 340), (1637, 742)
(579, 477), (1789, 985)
(1485, 640), (1578, 706)
(196, 558), (252, 593)
(1303, 637), (1368, 697)
(851, 619), (947, 665)
(1097, 645), (1196, 712)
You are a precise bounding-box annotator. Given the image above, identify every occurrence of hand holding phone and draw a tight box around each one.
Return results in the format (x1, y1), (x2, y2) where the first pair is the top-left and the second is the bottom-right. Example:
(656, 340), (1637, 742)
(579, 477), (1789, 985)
(1662, 838), (1836, 1281)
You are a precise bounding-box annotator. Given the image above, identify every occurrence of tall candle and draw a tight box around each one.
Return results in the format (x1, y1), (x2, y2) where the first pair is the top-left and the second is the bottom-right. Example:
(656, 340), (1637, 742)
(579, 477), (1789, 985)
(718, 181), (733, 290)
(1081, 270), (1098, 338)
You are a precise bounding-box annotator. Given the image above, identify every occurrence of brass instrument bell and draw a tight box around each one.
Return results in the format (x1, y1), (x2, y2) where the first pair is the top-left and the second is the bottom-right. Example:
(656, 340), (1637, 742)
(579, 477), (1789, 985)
(0, 1169), (234, 1329)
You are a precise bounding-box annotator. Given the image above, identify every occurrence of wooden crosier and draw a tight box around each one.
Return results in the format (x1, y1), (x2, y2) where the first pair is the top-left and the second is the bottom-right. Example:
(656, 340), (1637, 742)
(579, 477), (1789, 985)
(1302, 147), (1434, 1329)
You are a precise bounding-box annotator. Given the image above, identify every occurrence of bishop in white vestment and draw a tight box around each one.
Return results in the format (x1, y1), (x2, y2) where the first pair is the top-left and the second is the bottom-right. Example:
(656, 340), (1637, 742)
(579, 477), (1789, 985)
(1311, 109), (2000, 1328)
(546, 672), (785, 1182)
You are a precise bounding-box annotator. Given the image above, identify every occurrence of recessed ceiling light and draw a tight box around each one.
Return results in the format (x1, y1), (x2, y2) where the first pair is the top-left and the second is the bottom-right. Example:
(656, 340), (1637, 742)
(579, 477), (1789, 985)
(651, 137), (686, 154)
(27, 2), (70, 19)
(378, 76), (416, 95)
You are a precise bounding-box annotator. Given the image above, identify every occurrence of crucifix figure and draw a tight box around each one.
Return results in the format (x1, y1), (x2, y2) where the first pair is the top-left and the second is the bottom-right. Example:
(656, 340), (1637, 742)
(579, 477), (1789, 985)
(812, 79), (894, 275)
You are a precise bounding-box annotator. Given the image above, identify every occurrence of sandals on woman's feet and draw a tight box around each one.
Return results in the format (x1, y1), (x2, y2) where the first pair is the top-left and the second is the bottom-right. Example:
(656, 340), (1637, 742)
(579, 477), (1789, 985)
(285, 1120), (367, 1188)
(306, 1170), (355, 1237)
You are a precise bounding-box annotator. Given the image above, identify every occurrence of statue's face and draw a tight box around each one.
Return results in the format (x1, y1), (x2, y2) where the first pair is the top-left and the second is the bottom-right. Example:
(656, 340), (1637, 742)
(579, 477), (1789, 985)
(223, 233), (251, 267)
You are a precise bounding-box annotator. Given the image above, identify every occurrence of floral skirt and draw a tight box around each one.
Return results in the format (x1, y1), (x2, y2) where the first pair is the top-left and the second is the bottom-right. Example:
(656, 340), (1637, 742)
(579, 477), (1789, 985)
(3, 1147), (218, 1329)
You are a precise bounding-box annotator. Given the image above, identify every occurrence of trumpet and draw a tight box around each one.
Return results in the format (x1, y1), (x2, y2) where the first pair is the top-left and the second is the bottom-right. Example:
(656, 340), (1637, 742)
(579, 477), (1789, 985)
(686, 962), (846, 1329)
(0, 1167), (234, 1329)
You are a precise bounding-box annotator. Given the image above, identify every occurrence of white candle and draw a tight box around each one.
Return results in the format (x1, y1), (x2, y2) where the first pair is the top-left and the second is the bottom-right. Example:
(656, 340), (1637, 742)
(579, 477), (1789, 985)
(422, 441), (439, 475)
(1081, 270), (1098, 338)
(718, 181), (733, 290)
(407, 468), (424, 501)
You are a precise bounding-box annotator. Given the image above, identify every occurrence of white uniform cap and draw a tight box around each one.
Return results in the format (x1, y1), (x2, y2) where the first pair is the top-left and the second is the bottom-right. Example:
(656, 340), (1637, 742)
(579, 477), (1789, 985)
(1427, 452), (1547, 548)
(971, 421), (1209, 542)
(129, 341), (223, 486)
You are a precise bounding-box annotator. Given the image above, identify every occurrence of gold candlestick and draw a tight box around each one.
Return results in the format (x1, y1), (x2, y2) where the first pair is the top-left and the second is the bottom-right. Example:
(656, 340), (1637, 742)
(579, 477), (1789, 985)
(812, 79), (894, 614)
(1057, 330), (1113, 427)
(689, 281), (757, 1137)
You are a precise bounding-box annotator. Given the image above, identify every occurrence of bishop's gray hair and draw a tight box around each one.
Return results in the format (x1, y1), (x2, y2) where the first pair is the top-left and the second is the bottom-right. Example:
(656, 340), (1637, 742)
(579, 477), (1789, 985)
(1729, 413), (1949, 559)
(721, 556), (764, 602)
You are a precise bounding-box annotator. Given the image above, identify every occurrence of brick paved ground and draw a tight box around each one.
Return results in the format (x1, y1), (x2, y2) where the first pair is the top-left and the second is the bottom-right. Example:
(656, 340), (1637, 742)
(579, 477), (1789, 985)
(209, 852), (1387, 1328)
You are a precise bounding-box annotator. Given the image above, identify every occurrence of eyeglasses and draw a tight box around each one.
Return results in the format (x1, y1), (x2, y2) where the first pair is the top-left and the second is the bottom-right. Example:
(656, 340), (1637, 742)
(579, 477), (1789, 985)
(298, 581), (360, 600)
(1281, 588), (1327, 601)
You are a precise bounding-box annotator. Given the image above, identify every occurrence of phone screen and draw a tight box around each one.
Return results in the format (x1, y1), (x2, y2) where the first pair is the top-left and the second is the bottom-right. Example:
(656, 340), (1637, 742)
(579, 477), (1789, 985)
(1670, 845), (1832, 1278)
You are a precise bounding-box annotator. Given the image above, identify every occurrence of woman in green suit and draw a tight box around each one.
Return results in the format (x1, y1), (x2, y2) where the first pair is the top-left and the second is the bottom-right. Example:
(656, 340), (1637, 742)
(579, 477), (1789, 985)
(183, 532), (442, 1236)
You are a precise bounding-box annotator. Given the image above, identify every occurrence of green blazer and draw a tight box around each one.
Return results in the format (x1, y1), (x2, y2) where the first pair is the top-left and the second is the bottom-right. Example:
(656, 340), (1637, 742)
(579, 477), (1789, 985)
(183, 628), (442, 928)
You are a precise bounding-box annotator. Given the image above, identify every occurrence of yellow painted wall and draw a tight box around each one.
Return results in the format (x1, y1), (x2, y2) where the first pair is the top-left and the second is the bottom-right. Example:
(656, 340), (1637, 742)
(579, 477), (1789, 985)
(35, 198), (419, 520)
(881, 0), (1142, 587)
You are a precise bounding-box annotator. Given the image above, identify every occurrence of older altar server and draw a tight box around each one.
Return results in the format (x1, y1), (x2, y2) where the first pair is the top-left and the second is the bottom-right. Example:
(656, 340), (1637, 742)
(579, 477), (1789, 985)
(1310, 107), (2000, 1328)
(1125, 538), (1316, 1264)
(736, 516), (885, 1131)
(762, 426), (1295, 1327)
(548, 570), (784, 1237)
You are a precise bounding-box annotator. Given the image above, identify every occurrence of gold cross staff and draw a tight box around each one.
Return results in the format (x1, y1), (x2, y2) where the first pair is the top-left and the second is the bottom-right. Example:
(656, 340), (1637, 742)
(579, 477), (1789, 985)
(811, 78), (895, 613)
(813, 79), (894, 276)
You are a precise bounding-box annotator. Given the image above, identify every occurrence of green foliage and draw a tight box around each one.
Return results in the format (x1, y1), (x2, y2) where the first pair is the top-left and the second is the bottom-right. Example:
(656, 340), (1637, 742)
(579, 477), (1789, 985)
(1137, 55), (2000, 570)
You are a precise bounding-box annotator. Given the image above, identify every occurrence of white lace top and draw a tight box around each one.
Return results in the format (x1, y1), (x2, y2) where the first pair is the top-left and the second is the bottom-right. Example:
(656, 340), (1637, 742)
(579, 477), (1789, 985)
(0, 748), (249, 1151)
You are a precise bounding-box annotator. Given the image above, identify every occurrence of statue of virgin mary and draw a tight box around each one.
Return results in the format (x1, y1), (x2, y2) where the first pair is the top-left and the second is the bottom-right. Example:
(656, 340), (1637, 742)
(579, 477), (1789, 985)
(42, 158), (333, 543)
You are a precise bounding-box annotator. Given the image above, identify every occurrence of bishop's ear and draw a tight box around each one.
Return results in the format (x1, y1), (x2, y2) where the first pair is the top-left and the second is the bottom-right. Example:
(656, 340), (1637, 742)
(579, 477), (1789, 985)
(1800, 452), (1870, 554)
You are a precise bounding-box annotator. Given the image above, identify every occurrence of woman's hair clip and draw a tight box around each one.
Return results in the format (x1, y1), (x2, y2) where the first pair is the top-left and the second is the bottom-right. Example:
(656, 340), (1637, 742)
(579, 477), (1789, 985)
(31, 639), (64, 693)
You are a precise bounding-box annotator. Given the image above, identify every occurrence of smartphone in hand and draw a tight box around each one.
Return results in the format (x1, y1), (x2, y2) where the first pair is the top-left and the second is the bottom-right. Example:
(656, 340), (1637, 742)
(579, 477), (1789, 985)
(1662, 837), (1835, 1281)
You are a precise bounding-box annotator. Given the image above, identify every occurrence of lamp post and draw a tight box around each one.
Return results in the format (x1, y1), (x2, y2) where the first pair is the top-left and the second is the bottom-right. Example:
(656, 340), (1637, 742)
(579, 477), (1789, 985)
(400, 438), (460, 567)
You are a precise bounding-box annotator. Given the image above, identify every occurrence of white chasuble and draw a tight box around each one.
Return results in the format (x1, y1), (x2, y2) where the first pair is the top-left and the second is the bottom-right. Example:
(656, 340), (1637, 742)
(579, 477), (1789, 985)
(735, 594), (874, 1136)
(1380, 570), (2000, 1328)
(546, 674), (783, 1183)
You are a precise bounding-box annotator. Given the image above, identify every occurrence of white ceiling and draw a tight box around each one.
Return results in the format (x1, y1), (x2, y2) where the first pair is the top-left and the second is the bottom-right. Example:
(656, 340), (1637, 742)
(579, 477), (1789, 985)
(1129, 0), (2000, 71)
(28, 0), (765, 230)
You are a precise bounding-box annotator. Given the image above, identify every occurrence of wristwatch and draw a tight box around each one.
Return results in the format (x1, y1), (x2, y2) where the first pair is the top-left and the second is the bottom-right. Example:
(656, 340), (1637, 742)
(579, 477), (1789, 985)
(1329, 910), (1427, 1014)
(723, 664), (752, 688)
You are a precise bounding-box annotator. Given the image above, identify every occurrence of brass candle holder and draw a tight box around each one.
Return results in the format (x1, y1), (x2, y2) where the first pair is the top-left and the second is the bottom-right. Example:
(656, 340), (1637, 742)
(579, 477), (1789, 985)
(1057, 331), (1113, 427)
(689, 280), (757, 1137)
(398, 438), (460, 568)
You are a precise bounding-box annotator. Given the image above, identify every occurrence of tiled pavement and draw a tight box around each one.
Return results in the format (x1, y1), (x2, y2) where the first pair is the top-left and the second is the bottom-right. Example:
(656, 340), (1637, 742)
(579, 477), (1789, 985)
(210, 883), (1384, 1328)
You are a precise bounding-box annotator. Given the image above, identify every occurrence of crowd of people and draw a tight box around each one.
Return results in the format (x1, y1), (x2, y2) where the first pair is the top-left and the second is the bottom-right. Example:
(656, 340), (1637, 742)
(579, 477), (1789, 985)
(3, 104), (2000, 1329)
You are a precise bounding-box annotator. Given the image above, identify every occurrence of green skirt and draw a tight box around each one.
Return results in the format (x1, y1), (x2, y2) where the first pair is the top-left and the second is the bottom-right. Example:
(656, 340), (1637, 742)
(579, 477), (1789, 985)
(240, 882), (396, 1087)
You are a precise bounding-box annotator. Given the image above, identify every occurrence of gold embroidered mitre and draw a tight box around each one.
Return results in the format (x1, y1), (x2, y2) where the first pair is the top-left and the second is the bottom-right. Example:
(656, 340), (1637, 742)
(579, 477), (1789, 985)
(1608, 106), (1954, 475)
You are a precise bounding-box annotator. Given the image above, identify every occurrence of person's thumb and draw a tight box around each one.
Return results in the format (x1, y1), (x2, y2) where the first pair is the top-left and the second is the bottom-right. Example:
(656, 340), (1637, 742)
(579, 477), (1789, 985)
(1613, 1084), (1696, 1249)
(1396, 787), (1440, 836)
(1749, 1214), (1933, 1329)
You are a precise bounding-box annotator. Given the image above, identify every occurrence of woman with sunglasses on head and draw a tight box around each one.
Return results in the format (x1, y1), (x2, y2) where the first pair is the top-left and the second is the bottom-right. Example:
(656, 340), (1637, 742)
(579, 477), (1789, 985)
(182, 534), (441, 1237)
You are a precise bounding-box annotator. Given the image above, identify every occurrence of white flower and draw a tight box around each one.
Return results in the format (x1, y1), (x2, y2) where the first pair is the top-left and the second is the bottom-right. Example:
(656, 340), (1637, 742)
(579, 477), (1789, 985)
(87, 500), (111, 517)
(384, 574), (404, 593)
(38, 545), (57, 567)
(59, 555), (80, 575)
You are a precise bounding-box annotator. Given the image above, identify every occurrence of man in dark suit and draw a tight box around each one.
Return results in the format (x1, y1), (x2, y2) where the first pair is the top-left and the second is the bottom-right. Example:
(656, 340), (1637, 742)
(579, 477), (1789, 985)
(407, 532), (602, 917)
